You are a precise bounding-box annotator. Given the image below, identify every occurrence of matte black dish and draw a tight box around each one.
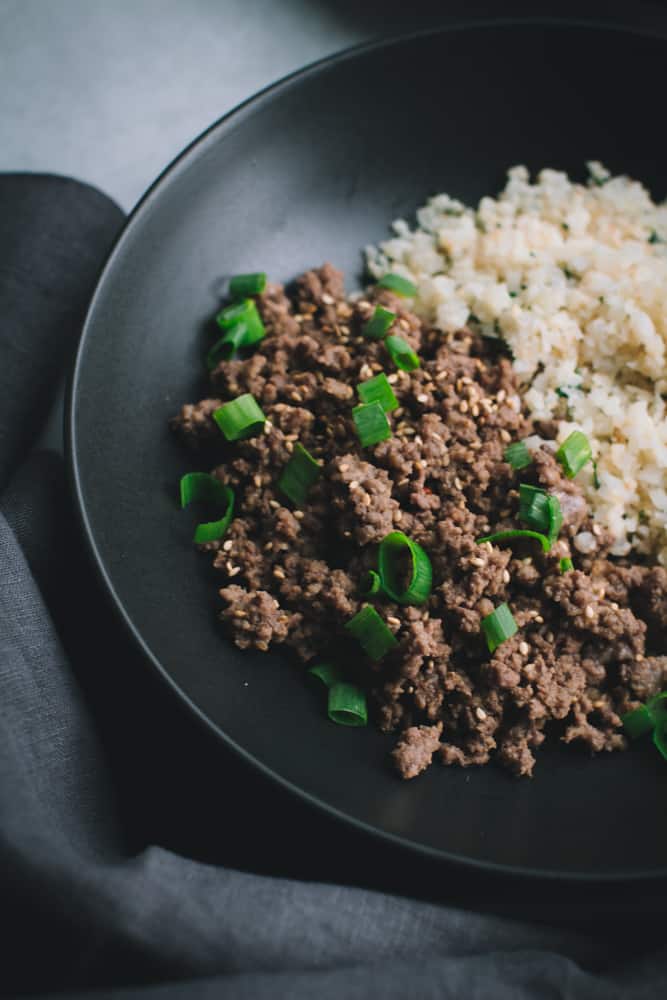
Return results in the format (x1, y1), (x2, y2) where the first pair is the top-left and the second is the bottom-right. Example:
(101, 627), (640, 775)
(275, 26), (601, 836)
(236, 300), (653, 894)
(68, 21), (667, 879)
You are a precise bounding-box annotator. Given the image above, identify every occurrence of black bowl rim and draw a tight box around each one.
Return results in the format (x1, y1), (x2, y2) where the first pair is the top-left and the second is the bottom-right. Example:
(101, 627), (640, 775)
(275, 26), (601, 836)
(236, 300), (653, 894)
(66, 16), (667, 883)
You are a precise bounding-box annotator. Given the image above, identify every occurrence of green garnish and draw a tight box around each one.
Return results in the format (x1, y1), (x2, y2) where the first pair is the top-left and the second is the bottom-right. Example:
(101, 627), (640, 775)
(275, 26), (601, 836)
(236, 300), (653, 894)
(477, 529), (551, 553)
(385, 334), (420, 372)
(345, 605), (399, 661)
(560, 557), (574, 573)
(357, 372), (398, 412)
(360, 569), (381, 597)
(622, 690), (667, 762)
(362, 306), (396, 340)
(213, 393), (266, 441)
(653, 718), (667, 761)
(308, 663), (343, 688)
(556, 430), (592, 478)
(622, 704), (654, 740)
(278, 443), (322, 506)
(519, 484), (563, 543)
(206, 322), (248, 369)
(229, 272), (267, 298)
(377, 273), (417, 297)
(327, 682), (368, 727)
(179, 472), (234, 544)
(378, 531), (432, 605)
(648, 231), (663, 245)
(216, 298), (265, 344)
(481, 603), (518, 653)
(352, 401), (392, 447)
(504, 441), (532, 471)
(555, 387), (569, 399)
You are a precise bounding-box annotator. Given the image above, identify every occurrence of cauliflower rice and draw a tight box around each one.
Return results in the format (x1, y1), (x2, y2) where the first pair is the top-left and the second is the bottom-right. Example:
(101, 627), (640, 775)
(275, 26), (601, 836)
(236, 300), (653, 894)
(367, 163), (667, 562)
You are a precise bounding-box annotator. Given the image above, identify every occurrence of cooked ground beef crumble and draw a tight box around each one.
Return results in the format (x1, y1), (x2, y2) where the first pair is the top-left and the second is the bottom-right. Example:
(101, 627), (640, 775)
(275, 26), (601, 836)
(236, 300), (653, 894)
(171, 263), (667, 779)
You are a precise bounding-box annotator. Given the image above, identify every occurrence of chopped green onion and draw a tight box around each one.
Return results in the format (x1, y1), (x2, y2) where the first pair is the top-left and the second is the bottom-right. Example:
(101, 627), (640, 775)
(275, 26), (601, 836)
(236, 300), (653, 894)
(560, 557), (574, 573)
(378, 531), (432, 605)
(481, 603), (518, 653)
(216, 298), (265, 347)
(308, 663), (343, 688)
(206, 321), (248, 369)
(377, 273), (417, 297)
(357, 372), (398, 412)
(519, 484), (562, 543)
(229, 272), (267, 298)
(345, 605), (398, 661)
(477, 529), (551, 553)
(648, 230), (663, 245)
(385, 334), (420, 372)
(362, 306), (395, 340)
(352, 401), (392, 447)
(622, 704), (654, 740)
(653, 718), (667, 761)
(647, 691), (667, 722)
(556, 430), (592, 478)
(179, 472), (234, 544)
(214, 393), (266, 441)
(328, 682), (368, 727)
(504, 441), (532, 471)
(360, 570), (381, 597)
(278, 442), (321, 506)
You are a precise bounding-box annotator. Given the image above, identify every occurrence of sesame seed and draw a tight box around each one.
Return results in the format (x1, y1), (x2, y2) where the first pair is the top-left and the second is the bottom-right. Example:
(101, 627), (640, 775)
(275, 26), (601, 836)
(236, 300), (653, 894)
(343, 530), (352, 537)
(263, 421), (273, 434)
(387, 373), (398, 384)
(593, 699), (605, 709)
(584, 605), (595, 619)
(387, 616), (401, 627)
(502, 569), (511, 583)
(471, 405), (480, 417)
(264, 541), (273, 551)
(417, 393), (429, 403)
(321, 293), (334, 305)
(470, 557), (485, 567)
(285, 441), (294, 453)
(636, 653), (644, 662)
(349, 480), (359, 490)
(361, 493), (372, 506)
(293, 510), (304, 519)
(475, 707), (487, 721)
(459, 401), (469, 414)
(499, 429), (511, 443)
(269, 500), (280, 509)
(436, 370), (449, 381)
(253, 475), (262, 488)
(395, 510), (403, 522)
(496, 389), (506, 402)
(592, 524), (602, 537)
(228, 566), (241, 577)
(222, 539), (233, 552)
(534, 615), (544, 624)
(454, 477), (463, 490)
(519, 641), (529, 655)
(360, 363), (373, 379)
(339, 464), (349, 472)
(234, 609), (247, 618)
(273, 567), (286, 580)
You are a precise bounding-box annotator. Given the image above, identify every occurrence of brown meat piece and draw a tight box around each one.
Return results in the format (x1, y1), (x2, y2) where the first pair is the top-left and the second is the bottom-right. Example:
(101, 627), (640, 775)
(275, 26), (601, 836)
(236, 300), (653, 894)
(392, 724), (443, 779)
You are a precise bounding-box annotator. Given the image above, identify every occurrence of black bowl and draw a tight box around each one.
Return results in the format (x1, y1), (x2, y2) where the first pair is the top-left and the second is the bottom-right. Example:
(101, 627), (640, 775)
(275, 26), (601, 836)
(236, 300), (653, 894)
(68, 20), (667, 880)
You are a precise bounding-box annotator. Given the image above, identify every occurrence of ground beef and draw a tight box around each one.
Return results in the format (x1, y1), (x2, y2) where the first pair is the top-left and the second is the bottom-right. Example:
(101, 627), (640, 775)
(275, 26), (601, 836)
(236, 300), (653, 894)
(171, 264), (667, 779)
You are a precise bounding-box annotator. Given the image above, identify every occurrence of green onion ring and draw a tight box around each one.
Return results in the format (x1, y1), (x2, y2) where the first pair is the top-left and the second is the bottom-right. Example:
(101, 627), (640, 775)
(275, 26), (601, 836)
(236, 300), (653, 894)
(378, 531), (432, 605)
(179, 472), (235, 544)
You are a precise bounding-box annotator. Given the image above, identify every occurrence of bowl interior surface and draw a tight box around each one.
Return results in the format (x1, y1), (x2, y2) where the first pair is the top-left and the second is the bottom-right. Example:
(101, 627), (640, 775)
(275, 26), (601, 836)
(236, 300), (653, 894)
(69, 22), (667, 878)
